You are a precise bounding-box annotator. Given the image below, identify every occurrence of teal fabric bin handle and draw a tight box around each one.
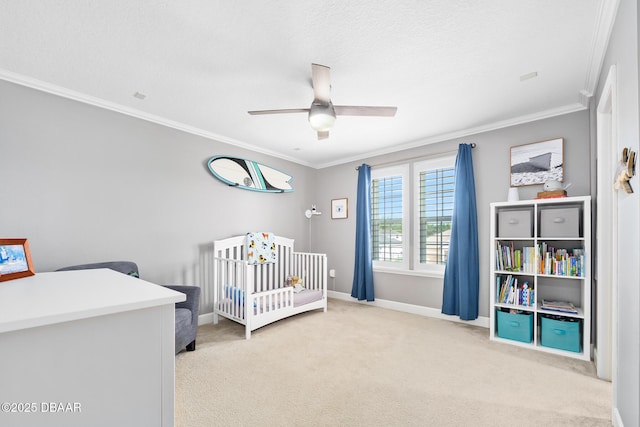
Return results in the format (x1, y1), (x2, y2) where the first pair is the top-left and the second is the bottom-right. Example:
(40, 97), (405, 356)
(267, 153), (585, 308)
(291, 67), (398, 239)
(552, 328), (567, 335)
(509, 321), (520, 327)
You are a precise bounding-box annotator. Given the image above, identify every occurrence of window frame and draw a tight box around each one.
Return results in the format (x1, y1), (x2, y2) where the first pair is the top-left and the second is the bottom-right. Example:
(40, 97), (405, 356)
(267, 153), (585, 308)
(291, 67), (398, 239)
(412, 155), (456, 275)
(370, 164), (410, 271)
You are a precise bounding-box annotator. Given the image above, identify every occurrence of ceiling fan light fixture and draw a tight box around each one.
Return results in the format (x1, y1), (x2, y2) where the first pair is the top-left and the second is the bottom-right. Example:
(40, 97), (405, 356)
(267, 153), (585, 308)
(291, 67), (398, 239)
(248, 64), (397, 138)
(308, 102), (336, 131)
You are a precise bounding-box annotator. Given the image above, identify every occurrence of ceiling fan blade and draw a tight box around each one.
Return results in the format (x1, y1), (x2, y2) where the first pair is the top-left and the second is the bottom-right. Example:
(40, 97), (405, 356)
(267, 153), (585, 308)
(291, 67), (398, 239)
(317, 131), (329, 140)
(248, 108), (309, 115)
(311, 63), (331, 104)
(334, 105), (397, 117)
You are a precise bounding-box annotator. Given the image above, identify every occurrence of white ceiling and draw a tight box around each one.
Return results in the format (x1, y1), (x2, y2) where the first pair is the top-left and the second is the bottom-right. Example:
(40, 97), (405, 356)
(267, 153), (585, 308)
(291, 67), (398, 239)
(0, 1), (615, 168)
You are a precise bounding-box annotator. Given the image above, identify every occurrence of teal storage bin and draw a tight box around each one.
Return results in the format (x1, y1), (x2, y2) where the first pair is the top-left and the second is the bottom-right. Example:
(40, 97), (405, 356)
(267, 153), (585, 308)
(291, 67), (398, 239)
(540, 316), (581, 353)
(496, 310), (533, 343)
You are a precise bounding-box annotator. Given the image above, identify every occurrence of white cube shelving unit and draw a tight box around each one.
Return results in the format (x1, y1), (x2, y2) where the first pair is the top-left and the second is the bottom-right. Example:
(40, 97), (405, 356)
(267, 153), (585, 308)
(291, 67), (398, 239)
(489, 196), (591, 361)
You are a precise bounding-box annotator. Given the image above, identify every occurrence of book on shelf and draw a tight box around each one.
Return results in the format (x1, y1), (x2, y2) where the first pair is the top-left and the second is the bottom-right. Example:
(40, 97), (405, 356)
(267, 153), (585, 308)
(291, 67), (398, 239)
(535, 190), (567, 199)
(538, 245), (584, 277)
(495, 242), (537, 273)
(540, 299), (578, 314)
(496, 275), (535, 307)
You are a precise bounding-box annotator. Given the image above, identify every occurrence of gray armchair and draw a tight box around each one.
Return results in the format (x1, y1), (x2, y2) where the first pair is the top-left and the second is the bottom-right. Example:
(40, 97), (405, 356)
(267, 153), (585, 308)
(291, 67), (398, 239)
(56, 260), (140, 277)
(164, 285), (201, 353)
(56, 261), (201, 353)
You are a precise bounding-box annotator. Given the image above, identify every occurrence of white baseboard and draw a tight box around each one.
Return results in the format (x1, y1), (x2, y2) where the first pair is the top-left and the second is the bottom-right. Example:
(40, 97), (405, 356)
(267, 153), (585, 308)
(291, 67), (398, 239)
(612, 407), (623, 427)
(199, 312), (214, 325)
(199, 293), (490, 328)
(327, 290), (490, 328)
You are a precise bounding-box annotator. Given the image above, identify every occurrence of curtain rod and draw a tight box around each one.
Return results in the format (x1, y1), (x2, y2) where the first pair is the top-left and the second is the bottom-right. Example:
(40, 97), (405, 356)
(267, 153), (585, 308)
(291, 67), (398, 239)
(355, 143), (476, 170)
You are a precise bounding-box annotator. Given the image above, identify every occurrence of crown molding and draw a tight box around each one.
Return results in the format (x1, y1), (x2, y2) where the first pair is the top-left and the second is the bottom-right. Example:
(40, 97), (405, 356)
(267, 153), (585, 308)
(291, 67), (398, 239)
(315, 103), (587, 169)
(579, 90), (592, 108)
(0, 68), (595, 171)
(582, 0), (621, 98)
(0, 69), (314, 168)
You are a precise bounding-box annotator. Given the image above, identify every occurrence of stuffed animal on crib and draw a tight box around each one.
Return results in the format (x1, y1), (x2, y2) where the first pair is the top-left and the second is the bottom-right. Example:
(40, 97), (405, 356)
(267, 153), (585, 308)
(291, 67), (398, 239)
(292, 276), (305, 293)
(284, 275), (304, 292)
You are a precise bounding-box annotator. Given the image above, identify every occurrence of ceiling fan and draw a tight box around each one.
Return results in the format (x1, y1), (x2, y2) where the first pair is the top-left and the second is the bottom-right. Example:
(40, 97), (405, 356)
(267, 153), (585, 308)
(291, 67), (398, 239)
(248, 63), (397, 140)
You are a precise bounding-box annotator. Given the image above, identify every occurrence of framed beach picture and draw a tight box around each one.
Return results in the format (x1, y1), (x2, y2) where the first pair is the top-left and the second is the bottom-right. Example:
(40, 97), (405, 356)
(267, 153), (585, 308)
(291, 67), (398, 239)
(331, 198), (348, 219)
(510, 138), (564, 187)
(0, 238), (35, 282)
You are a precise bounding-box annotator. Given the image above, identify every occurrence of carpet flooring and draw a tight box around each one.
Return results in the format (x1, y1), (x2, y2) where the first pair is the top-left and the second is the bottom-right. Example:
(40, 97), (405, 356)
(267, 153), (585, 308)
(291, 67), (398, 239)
(175, 299), (611, 426)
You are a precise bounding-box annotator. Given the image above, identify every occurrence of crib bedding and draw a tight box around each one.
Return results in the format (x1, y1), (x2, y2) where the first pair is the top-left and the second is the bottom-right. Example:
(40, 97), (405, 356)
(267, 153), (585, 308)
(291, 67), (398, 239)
(246, 232), (277, 265)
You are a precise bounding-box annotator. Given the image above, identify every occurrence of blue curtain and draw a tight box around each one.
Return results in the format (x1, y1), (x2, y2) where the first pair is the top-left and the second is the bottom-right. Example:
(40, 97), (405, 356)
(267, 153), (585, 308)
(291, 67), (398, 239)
(442, 144), (479, 320)
(351, 163), (374, 301)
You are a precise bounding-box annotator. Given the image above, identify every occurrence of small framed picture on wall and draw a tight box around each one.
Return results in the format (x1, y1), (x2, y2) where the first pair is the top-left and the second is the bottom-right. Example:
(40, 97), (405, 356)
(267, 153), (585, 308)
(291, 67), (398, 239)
(331, 198), (348, 219)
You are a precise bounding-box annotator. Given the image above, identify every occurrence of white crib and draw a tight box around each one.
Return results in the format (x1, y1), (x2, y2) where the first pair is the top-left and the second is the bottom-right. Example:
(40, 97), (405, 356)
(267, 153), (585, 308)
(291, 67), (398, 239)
(212, 235), (327, 339)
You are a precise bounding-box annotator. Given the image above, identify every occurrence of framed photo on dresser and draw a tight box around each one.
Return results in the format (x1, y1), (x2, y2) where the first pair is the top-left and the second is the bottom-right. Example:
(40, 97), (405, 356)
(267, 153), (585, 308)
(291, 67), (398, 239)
(0, 238), (35, 282)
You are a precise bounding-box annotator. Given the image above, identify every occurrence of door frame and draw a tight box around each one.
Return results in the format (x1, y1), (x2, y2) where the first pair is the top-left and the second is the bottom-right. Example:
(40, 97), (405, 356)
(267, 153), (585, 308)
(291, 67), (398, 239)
(595, 65), (617, 390)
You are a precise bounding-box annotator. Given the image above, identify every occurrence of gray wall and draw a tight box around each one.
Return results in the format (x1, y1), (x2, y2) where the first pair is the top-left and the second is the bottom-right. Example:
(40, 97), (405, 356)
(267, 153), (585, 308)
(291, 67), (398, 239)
(0, 78), (592, 322)
(314, 110), (591, 319)
(595, 0), (640, 424)
(0, 80), (317, 299)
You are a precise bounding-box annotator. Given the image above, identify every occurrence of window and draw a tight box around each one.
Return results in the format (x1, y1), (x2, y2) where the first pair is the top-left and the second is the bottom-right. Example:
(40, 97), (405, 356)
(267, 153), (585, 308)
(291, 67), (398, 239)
(371, 165), (409, 270)
(369, 156), (456, 275)
(414, 156), (456, 273)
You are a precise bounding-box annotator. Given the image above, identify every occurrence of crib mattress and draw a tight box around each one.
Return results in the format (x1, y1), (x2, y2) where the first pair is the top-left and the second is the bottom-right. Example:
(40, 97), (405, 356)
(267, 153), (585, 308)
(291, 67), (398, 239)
(219, 288), (323, 310)
(293, 289), (323, 307)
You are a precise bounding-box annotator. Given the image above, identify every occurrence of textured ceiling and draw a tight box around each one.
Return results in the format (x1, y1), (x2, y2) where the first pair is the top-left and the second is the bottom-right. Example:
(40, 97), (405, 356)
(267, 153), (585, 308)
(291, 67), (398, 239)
(0, 1), (615, 168)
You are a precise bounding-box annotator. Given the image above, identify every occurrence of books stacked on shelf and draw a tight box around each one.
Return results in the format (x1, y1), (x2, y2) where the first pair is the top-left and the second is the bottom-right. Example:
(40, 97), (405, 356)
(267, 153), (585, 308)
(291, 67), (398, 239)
(538, 243), (585, 277)
(496, 275), (535, 307)
(540, 299), (578, 314)
(535, 190), (567, 199)
(495, 242), (537, 273)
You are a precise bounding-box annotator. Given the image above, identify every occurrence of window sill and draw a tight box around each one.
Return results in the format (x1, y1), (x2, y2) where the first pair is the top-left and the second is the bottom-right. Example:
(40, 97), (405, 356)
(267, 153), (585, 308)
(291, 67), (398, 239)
(373, 267), (445, 279)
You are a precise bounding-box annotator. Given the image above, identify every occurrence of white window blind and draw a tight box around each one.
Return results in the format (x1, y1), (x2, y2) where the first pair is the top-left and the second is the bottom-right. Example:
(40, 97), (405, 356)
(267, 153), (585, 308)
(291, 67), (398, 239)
(371, 165), (409, 269)
(413, 155), (456, 273)
(419, 167), (455, 264)
(372, 175), (403, 262)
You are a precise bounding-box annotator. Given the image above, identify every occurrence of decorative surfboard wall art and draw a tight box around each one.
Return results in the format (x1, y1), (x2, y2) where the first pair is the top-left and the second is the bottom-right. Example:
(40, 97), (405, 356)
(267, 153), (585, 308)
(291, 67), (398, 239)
(207, 156), (294, 193)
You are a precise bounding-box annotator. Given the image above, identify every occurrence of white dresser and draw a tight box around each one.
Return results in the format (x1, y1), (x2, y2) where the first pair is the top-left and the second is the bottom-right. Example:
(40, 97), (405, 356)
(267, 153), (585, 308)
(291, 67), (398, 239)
(0, 269), (185, 427)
